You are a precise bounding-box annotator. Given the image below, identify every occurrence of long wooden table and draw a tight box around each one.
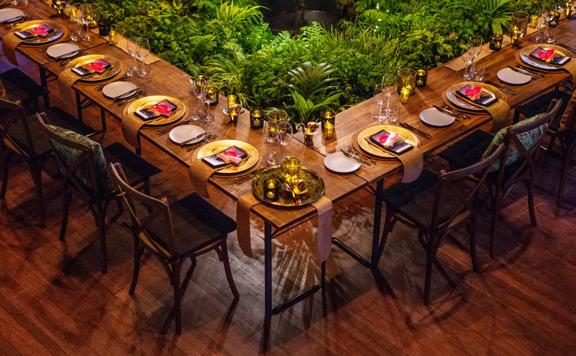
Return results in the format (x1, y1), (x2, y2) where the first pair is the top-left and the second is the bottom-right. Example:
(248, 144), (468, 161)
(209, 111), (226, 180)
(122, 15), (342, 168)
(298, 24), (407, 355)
(3, 0), (576, 349)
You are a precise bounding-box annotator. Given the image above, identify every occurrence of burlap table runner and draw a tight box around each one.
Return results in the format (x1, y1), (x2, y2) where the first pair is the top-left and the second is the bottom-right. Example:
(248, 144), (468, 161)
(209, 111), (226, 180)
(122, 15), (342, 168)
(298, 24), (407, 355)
(2, 33), (25, 65)
(235, 193), (333, 263)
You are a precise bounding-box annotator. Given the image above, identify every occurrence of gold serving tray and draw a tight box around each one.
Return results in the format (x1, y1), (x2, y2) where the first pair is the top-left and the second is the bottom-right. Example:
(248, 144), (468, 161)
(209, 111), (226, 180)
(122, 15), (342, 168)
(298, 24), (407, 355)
(357, 124), (419, 159)
(123, 95), (187, 127)
(252, 166), (325, 208)
(64, 54), (123, 83)
(445, 81), (502, 112)
(519, 44), (572, 70)
(197, 139), (259, 175)
(12, 20), (67, 45)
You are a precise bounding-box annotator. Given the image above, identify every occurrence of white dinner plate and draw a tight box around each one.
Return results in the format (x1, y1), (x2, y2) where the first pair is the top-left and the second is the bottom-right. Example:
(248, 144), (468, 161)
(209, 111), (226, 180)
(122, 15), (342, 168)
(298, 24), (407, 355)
(496, 68), (532, 85)
(101, 81), (138, 99)
(169, 125), (206, 145)
(324, 152), (361, 174)
(0, 8), (24, 24)
(46, 42), (80, 59)
(520, 53), (561, 71)
(420, 108), (455, 127)
(445, 89), (483, 112)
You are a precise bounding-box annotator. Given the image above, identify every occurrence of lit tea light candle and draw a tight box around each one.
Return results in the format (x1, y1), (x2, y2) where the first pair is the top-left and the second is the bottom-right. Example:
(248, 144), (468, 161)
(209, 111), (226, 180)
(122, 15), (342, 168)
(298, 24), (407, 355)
(416, 69), (428, 88)
(400, 86), (411, 104)
(489, 34), (503, 51)
(321, 111), (335, 139)
(250, 109), (263, 129)
(511, 26), (521, 47)
(281, 156), (302, 183)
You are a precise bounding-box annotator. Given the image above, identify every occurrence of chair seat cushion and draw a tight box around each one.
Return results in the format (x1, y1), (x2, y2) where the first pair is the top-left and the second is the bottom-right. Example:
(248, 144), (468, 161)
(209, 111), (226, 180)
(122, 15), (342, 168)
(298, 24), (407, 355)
(517, 90), (571, 127)
(439, 130), (493, 169)
(145, 193), (236, 257)
(0, 68), (42, 104)
(382, 169), (470, 228)
(103, 143), (161, 186)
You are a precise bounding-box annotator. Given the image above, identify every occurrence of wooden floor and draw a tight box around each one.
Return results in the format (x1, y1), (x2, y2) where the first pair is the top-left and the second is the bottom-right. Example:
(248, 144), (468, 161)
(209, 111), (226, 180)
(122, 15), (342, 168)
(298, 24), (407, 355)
(1, 58), (576, 356)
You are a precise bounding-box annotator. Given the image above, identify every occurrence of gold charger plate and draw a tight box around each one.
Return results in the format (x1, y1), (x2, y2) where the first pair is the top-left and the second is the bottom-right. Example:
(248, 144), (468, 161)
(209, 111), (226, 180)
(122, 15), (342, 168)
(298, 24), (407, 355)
(357, 124), (419, 159)
(518, 44), (571, 71)
(64, 54), (123, 83)
(445, 81), (503, 112)
(12, 20), (67, 45)
(123, 95), (187, 127)
(197, 139), (259, 175)
(252, 166), (325, 208)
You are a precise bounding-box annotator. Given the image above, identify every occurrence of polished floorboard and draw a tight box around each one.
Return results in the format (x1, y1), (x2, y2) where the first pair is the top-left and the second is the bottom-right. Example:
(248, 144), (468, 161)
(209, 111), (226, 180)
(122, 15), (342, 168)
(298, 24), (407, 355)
(1, 58), (575, 355)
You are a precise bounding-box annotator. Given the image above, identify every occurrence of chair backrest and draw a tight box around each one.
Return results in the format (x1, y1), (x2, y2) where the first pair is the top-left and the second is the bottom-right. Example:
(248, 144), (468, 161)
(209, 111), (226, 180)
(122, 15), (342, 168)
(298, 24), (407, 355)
(558, 88), (576, 133)
(109, 162), (174, 259)
(0, 98), (38, 158)
(36, 113), (109, 202)
(430, 144), (506, 230)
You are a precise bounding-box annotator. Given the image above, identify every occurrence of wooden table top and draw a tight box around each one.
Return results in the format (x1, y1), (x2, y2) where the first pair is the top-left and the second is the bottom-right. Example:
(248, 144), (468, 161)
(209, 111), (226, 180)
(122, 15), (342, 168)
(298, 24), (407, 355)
(4, 0), (576, 229)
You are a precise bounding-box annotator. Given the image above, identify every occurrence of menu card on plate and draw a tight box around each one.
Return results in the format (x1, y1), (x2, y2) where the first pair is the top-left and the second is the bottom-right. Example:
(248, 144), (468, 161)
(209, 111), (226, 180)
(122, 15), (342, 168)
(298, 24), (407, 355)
(456, 85), (498, 107)
(72, 59), (112, 76)
(202, 146), (248, 169)
(369, 130), (413, 155)
(15, 24), (54, 39)
(134, 99), (177, 121)
(529, 47), (571, 66)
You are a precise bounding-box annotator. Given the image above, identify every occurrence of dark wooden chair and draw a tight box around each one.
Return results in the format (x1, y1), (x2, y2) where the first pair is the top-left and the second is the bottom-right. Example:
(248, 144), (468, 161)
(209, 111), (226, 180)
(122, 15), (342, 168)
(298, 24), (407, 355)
(0, 68), (43, 111)
(440, 100), (562, 257)
(0, 98), (94, 227)
(513, 83), (576, 208)
(109, 162), (239, 335)
(37, 115), (160, 273)
(376, 144), (505, 304)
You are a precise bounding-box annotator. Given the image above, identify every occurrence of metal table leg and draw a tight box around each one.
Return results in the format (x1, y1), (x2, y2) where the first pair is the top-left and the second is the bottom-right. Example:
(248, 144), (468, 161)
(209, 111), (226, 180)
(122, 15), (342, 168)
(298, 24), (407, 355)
(39, 65), (49, 108)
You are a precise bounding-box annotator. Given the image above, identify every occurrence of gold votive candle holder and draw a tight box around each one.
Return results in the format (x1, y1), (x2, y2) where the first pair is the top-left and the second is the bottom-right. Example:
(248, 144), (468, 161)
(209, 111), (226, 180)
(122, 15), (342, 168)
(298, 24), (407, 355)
(228, 103), (241, 125)
(548, 10), (560, 27)
(250, 109), (264, 129)
(207, 87), (218, 105)
(511, 11), (529, 42)
(415, 69), (428, 88)
(281, 156), (301, 183)
(296, 122), (320, 146)
(397, 68), (417, 95)
(227, 95), (237, 107)
(320, 111), (335, 139)
(400, 87), (411, 104)
(489, 34), (503, 51)
(511, 26), (521, 47)
(264, 178), (279, 202)
(529, 15), (539, 28)
(566, 1), (574, 18)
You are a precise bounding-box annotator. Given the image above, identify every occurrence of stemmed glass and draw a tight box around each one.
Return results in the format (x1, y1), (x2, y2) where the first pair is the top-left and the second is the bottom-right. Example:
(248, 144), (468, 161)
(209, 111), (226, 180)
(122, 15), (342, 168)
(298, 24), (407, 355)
(79, 4), (97, 41)
(189, 77), (214, 123)
(263, 109), (289, 165)
(534, 13), (548, 43)
(132, 38), (150, 78)
(462, 36), (483, 80)
(373, 85), (387, 123)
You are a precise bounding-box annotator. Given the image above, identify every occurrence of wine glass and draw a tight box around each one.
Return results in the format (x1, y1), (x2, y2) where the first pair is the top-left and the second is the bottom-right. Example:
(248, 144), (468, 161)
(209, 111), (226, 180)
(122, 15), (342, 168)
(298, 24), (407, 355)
(133, 38), (150, 78)
(468, 36), (483, 60)
(277, 121), (293, 149)
(461, 50), (475, 80)
(534, 14), (548, 43)
(373, 85), (387, 123)
(79, 4), (96, 41)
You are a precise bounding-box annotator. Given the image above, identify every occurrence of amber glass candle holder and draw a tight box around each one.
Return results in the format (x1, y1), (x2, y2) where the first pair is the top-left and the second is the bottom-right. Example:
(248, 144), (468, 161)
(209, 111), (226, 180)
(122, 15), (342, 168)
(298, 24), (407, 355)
(489, 34), (503, 51)
(250, 109), (264, 129)
(511, 11), (529, 44)
(415, 69), (428, 88)
(281, 156), (301, 184)
(320, 111), (335, 139)
(396, 68), (416, 104)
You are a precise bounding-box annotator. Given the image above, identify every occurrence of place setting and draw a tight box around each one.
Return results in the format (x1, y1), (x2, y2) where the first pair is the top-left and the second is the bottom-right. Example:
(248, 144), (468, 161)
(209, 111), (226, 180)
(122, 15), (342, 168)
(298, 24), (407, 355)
(0, 7), (26, 26)
(352, 124), (424, 183)
(121, 95), (187, 149)
(516, 43), (576, 80)
(443, 80), (511, 131)
(2, 19), (68, 65)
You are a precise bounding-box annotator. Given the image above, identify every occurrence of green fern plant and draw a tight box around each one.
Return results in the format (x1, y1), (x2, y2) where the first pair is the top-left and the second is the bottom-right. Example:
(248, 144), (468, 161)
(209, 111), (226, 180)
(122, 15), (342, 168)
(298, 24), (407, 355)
(287, 61), (338, 99)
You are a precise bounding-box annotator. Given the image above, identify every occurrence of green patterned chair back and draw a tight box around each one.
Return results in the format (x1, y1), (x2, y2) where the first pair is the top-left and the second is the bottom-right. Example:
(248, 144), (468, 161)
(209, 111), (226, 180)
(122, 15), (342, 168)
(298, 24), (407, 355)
(36, 113), (109, 201)
(483, 99), (562, 185)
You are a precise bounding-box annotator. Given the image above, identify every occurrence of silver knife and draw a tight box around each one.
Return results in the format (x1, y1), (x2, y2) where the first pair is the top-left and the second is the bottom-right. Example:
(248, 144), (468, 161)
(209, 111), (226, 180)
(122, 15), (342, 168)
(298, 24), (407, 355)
(179, 132), (206, 146)
(433, 105), (462, 120)
(112, 88), (139, 102)
(510, 66), (544, 78)
(485, 80), (517, 95)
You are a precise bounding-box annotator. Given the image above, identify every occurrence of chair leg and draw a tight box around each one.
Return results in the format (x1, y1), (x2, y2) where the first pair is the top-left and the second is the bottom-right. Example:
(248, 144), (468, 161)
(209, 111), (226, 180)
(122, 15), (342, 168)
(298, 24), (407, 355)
(489, 193), (502, 259)
(171, 261), (183, 335)
(29, 162), (45, 228)
(468, 213), (479, 273)
(0, 151), (11, 199)
(219, 240), (239, 300)
(129, 237), (143, 296)
(59, 191), (72, 242)
(557, 142), (574, 209)
(92, 204), (108, 274)
(423, 232), (435, 305)
(526, 178), (538, 227)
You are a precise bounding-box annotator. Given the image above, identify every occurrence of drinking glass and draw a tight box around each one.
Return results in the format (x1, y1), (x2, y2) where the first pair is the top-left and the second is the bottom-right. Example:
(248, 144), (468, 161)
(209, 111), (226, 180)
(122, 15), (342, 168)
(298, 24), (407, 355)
(79, 4), (97, 41)
(373, 85), (386, 122)
(534, 14), (548, 43)
(461, 50), (474, 80)
(474, 65), (486, 82)
(276, 121), (293, 148)
(134, 38), (150, 78)
(468, 36), (484, 59)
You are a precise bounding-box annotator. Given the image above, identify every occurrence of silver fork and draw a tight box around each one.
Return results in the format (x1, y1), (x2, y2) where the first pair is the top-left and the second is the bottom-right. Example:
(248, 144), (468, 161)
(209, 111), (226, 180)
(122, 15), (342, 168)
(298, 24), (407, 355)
(346, 146), (376, 165)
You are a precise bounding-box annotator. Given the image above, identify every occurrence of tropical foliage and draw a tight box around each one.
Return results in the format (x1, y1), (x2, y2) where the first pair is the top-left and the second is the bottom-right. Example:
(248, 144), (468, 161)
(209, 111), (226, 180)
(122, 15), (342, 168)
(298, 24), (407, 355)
(71, 0), (564, 121)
